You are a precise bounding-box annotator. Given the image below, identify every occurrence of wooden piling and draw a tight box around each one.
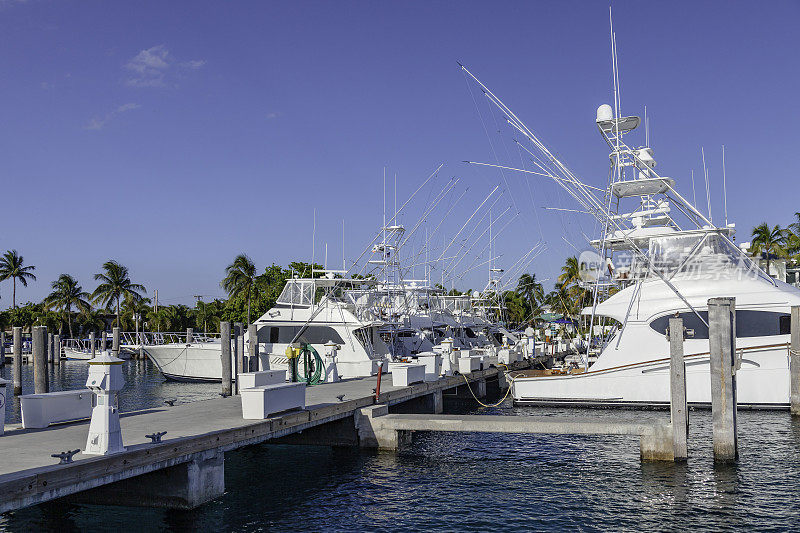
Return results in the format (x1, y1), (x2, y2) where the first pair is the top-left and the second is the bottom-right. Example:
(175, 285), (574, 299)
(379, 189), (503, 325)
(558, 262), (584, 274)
(12, 327), (22, 395)
(0, 331), (5, 368)
(668, 316), (688, 461)
(233, 323), (240, 395)
(112, 327), (120, 358)
(32, 326), (48, 394)
(220, 322), (232, 397)
(791, 306), (800, 416)
(708, 297), (737, 462)
(54, 334), (61, 363)
(186, 328), (193, 344)
(89, 331), (96, 357)
(248, 324), (259, 372)
(48, 333), (55, 365)
(102, 331), (107, 353)
(235, 322), (245, 388)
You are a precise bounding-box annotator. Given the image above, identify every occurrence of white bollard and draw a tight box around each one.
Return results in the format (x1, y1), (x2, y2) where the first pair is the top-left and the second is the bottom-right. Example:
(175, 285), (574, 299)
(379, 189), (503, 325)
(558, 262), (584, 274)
(84, 352), (126, 455)
(440, 338), (454, 376)
(0, 377), (9, 436)
(323, 340), (341, 383)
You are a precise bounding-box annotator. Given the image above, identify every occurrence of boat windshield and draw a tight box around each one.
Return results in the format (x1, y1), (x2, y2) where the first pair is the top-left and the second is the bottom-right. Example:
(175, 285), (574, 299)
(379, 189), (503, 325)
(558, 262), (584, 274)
(648, 231), (768, 282)
(276, 279), (314, 306)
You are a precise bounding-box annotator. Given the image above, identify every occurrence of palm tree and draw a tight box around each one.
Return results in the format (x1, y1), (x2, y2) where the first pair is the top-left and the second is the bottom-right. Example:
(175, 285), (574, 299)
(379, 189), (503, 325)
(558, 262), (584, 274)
(221, 254), (262, 324)
(77, 308), (107, 336)
(92, 260), (146, 327)
(789, 212), (800, 236)
(558, 256), (581, 288)
(516, 273), (545, 317)
(44, 274), (91, 338)
(0, 250), (37, 308)
(750, 223), (787, 277)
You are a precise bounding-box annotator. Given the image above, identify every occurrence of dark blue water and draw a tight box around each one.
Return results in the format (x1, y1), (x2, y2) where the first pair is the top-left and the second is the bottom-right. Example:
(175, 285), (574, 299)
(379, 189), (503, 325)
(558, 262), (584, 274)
(3, 361), (800, 531)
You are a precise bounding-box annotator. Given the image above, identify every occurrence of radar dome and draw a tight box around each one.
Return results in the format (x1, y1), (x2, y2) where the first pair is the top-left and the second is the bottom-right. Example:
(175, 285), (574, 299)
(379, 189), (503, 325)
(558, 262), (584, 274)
(596, 104), (613, 123)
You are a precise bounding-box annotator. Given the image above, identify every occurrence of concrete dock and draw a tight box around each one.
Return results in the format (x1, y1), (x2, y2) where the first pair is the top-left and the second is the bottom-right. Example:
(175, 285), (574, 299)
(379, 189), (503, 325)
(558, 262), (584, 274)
(0, 363), (526, 512)
(0, 355), (680, 513)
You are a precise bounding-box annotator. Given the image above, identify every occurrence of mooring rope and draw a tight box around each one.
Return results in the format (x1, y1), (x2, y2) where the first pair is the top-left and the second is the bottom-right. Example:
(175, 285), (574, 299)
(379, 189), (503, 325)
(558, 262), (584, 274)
(459, 363), (520, 408)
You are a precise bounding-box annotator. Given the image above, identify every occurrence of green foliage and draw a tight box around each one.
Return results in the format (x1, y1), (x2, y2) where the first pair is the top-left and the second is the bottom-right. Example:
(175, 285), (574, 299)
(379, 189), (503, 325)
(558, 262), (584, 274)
(43, 274), (91, 338)
(0, 249), (37, 308)
(76, 309), (107, 337)
(750, 222), (788, 276)
(92, 260), (146, 327)
(221, 260), (322, 324)
(6, 302), (40, 331)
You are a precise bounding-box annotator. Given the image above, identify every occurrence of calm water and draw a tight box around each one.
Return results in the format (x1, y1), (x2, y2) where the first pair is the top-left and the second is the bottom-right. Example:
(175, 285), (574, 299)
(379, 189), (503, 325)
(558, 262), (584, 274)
(3, 361), (800, 531)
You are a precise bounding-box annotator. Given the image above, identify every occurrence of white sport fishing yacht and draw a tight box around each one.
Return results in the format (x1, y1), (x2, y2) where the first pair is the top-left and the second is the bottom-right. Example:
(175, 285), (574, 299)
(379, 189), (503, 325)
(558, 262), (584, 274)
(145, 275), (389, 382)
(461, 54), (800, 408)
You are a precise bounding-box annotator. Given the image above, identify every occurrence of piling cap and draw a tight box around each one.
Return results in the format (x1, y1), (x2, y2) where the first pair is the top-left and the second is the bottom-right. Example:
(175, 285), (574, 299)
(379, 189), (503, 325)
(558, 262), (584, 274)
(87, 351), (125, 365)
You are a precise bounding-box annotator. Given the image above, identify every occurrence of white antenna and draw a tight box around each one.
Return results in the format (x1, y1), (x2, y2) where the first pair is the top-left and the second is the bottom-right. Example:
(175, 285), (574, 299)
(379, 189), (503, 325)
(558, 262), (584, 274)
(382, 167), (386, 248)
(488, 208), (493, 283)
(324, 243), (328, 270)
(722, 145), (728, 226)
(644, 105), (649, 146)
(342, 219), (345, 270)
(690, 169), (697, 208)
(311, 208), (316, 267)
(701, 147), (712, 224)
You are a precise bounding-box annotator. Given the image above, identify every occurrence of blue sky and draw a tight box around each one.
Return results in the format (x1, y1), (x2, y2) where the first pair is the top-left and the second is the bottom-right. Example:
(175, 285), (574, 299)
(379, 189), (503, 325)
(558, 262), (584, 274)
(0, 0), (798, 308)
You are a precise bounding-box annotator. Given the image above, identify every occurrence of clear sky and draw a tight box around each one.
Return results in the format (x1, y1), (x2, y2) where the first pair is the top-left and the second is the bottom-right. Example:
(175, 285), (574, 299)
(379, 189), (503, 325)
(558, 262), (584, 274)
(0, 0), (798, 308)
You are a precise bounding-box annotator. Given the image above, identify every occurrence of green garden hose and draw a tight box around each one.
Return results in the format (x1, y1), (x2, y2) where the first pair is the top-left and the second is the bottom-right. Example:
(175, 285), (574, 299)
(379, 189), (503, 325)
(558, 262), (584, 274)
(288, 343), (323, 385)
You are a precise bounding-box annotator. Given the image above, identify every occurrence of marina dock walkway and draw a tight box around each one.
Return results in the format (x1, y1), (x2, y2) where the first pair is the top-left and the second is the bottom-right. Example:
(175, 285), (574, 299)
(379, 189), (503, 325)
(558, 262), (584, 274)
(0, 363), (526, 513)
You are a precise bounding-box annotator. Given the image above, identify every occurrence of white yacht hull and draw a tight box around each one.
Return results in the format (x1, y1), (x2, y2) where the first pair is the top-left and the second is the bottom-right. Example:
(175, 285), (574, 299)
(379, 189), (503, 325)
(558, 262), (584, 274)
(144, 342), (382, 382)
(145, 342), (228, 382)
(512, 339), (791, 408)
(63, 347), (95, 361)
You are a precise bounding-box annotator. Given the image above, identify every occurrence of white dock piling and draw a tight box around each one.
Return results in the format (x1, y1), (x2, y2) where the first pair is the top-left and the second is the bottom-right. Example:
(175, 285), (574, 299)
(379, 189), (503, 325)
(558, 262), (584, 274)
(90, 331), (96, 357)
(54, 334), (61, 362)
(708, 297), (738, 462)
(791, 306), (800, 416)
(0, 331), (5, 368)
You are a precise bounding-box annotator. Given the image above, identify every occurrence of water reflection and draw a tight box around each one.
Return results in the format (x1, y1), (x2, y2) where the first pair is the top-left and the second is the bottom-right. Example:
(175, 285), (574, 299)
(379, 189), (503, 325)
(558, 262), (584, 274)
(3, 363), (800, 530)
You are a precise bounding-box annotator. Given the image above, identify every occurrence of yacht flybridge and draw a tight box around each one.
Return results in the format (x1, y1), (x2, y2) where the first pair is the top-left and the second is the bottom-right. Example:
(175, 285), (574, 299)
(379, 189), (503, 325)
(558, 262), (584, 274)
(461, 46), (800, 407)
(253, 276), (389, 378)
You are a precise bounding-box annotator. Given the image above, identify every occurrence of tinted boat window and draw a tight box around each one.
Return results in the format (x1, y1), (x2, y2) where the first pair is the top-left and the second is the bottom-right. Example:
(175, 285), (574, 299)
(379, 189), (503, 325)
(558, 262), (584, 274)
(258, 326), (344, 344)
(649, 310), (791, 339)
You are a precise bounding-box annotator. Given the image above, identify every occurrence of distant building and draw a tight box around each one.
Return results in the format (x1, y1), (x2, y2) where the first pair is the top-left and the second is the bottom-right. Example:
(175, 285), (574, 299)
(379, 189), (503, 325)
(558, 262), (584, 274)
(739, 241), (799, 287)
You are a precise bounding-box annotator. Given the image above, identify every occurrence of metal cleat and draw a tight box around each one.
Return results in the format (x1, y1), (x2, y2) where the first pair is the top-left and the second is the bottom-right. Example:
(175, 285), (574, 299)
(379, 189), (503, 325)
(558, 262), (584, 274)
(336, 394), (345, 402)
(52, 449), (80, 465)
(164, 399), (176, 406)
(145, 431), (167, 443)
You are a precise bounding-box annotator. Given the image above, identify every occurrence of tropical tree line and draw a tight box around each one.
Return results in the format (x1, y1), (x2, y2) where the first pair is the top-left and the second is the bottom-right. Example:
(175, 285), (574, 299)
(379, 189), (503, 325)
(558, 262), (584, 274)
(0, 249), (323, 338)
(749, 212), (800, 276)
(502, 258), (592, 327)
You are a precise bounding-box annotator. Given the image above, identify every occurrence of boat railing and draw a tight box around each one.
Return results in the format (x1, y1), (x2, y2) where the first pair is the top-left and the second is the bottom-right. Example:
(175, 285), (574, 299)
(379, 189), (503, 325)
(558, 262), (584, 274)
(119, 331), (221, 346)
